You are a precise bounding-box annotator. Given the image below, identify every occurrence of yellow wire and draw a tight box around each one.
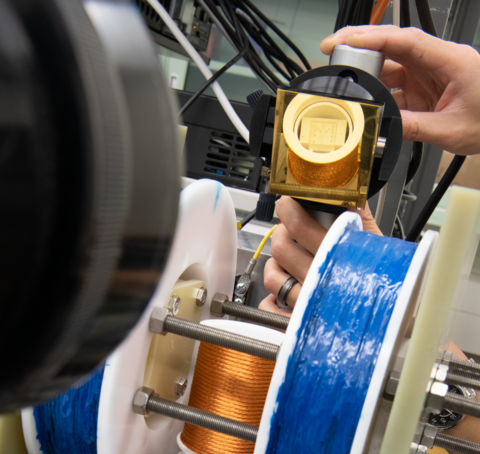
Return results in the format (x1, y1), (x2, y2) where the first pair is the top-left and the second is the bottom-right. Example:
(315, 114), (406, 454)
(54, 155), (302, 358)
(253, 225), (276, 260)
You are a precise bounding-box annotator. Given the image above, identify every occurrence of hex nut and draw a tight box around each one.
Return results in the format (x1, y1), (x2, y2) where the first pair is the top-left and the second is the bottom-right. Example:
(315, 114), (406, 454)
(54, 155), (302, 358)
(420, 425), (437, 449)
(176, 377), (188, 396)
(384, 371), (401, 397)
(410, 444), (428, 454)
(425, 381), (449, 415)
(211, 293), (228, 317)
(442, 351), (453, 366)
(133, 386), (154, 415)
(435, 364), (449, 383)
(168, 295), (181, 315)
(194, 287), (207, 307)
(149, 306), (170, 335)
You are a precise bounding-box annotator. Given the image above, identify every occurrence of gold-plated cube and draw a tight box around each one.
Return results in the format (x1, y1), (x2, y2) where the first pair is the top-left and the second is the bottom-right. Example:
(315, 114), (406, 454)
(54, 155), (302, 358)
(269, 89), (381, 209)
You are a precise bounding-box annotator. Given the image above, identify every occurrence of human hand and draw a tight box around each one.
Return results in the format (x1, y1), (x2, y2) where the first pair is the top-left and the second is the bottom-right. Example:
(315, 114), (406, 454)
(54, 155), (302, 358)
(258, 197), (382, 317)
(320, 25), (480, 156)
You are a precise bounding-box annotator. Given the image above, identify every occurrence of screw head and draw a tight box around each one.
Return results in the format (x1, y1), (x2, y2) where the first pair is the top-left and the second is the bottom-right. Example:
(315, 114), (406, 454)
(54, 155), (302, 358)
(236, 282), (247, 294)
(168, 295), (181, 315)
(194, 287), (207, 307)
(234, 297), (243, 304)
(133, 386), (154, 415)
(176, 377), (188, 396)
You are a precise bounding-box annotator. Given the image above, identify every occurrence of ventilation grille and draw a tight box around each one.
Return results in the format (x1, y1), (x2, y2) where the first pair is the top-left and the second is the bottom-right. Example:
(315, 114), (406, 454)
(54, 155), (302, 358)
(204, 132), (257, 182)
(185, 127), (263, 192)
(134, 0), (162, 26)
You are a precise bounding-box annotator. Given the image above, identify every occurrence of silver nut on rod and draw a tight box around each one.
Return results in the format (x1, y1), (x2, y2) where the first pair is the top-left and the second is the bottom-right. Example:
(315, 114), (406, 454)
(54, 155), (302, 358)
(168, 295), (181, 315)
(410, 443), (428, 454)
(133, 386), (154, 416)
(149, 306), (170, 335)
(425, 381), (449, 415)
(193, 287), (207, 307)
(176, 377), (188, 396)
(211, 293), (228, 317)
(420, 424), (438, 449)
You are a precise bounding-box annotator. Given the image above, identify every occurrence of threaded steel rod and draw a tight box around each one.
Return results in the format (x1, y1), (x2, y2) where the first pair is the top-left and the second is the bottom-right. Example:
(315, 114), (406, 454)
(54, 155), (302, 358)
(222, 301), (290, 330)
(446, 371), (480, 391)
(444, 392), (480, 419)
(163, 316), (279, 361)
(147, 393), (258, 443)
(435, 433), (480, 454)
(450, 359), (480, 378)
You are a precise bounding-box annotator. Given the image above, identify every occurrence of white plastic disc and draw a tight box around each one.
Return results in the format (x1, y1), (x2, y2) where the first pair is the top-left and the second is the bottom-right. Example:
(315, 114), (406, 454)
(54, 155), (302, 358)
(22, 179), (238, 454)
(255, 212), (437, 454)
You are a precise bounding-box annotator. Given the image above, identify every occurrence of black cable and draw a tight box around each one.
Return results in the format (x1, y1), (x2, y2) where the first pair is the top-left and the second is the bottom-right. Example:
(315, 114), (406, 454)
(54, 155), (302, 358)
(202, 0), (278, 92)
(178, 48), (248, 117)
(405, 0), (467, 241)
(396, 214), (406, 240)
(220, 0), (281, 90)
(400, 0), (411, 28)
(406, 155), (466, 242)
(239, 209), (257, 229)
(239, 195), (281, 229)
(405, 141), (423, 185)
(238, 0), (312, 71)
(237, 18), (295, 80)
(415, 0), (437, 36)
(355, 0), (375, 25)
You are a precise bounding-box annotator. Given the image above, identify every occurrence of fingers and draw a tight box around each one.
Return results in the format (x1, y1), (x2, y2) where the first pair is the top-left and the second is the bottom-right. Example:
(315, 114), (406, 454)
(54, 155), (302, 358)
(349, 202), (383, 236)
(400, 110), (463, 151)
(270, 225), (313, 283)
(258, 294), (293, 318)
(381, 60), (405, 89)
(263, 258), (301, 308)
(320, 25), (458, 76)
(275, 197), (327, 255)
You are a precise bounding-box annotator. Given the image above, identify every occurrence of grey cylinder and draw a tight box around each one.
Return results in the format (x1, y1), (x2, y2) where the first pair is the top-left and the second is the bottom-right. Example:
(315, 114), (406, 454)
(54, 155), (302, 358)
(435, 433), (480, 454)
(147, 393), (258, 443)
(330, 44), (385, 79)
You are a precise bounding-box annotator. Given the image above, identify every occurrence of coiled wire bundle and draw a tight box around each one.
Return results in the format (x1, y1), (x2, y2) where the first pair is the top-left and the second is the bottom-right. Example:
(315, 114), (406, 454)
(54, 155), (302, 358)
(181, 342), (275, 454)
(255, 213), (422, 454)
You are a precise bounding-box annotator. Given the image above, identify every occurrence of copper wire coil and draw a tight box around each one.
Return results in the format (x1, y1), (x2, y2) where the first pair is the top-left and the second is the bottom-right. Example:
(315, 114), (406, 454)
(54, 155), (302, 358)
(287, 146), (359, 188)
(180, 342), (275, 454)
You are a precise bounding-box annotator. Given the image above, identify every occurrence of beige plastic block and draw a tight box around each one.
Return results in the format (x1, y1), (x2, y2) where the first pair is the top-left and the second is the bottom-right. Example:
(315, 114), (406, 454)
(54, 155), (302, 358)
(143, 279), (205, 401)
(380, 186), (480, 454)
(0, 414), (28, 454)
(299, 117), (348, 152)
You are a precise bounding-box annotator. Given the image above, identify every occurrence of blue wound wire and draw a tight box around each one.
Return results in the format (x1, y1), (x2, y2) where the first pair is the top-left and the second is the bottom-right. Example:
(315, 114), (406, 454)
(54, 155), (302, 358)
(266, 231), (417, 454)
(33, 365), (105, 454)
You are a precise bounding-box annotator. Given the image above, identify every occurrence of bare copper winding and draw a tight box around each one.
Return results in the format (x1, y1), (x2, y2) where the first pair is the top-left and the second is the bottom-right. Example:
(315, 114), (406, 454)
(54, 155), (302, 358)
(180, 342), (275, 454)
(287, 146), (359, 188)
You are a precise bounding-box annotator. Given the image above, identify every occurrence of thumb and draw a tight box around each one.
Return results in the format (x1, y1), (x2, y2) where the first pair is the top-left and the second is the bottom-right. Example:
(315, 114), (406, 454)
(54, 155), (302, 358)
(401, 110), (456, 151)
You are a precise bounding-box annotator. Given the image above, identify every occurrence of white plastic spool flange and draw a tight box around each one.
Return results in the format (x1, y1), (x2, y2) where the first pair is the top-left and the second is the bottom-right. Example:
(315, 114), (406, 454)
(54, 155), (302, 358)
(22, 179), (238, 454)
(255, 212), (437, 454)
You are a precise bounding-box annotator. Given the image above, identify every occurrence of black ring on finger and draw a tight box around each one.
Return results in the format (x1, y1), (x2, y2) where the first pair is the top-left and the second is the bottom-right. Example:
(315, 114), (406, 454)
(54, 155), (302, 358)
(277, 276), (298, 309)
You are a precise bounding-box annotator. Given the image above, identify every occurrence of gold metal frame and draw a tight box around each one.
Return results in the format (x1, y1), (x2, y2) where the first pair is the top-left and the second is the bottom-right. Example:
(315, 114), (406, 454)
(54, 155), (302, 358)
(269, 89), (381, 209)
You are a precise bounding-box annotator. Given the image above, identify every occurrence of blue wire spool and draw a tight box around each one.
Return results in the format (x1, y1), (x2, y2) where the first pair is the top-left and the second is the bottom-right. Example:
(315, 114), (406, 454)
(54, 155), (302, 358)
(31, 366), (104, 454)
(256, 212), (435, 454)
